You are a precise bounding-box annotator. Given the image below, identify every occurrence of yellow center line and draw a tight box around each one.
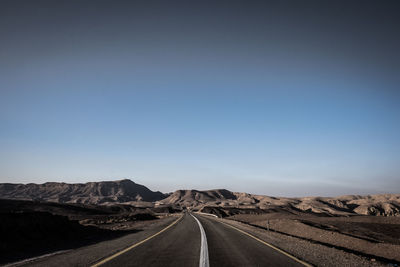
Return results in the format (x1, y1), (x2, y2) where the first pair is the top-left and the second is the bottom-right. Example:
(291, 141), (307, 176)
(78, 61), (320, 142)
(91, 214), (183, 267)
(219, 220), (313, 267)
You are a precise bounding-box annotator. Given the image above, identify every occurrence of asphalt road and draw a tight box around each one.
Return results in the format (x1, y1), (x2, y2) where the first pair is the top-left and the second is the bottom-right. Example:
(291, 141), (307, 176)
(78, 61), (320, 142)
(197, 215), (304, 267)
(96, 212), (306, 267)
(99, 212), (200, 267)
(14, 212), (308, 267)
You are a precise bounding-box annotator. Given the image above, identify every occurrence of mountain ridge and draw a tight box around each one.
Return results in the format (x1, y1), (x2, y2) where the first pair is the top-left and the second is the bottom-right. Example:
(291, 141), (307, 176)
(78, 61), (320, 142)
(158, 189), (400, 216)
(0, 179), (166, 204)
(1, 180), (399, 216)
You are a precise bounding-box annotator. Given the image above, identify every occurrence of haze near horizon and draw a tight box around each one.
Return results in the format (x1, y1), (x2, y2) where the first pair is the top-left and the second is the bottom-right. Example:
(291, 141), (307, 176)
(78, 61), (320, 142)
(1, 0), (399, 197)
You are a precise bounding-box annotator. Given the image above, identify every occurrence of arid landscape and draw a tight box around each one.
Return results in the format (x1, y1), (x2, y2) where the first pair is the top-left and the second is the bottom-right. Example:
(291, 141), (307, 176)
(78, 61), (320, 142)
(2, 0), (400, 266)
(1, 179), (399, 266)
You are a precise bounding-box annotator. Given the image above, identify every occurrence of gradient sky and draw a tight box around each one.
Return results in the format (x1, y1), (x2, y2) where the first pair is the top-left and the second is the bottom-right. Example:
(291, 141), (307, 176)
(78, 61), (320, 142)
(1, 0), (399, 196)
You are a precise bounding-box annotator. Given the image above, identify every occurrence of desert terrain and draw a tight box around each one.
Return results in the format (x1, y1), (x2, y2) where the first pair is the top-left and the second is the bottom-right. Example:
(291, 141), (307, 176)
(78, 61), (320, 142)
(0, 179), (399, 266)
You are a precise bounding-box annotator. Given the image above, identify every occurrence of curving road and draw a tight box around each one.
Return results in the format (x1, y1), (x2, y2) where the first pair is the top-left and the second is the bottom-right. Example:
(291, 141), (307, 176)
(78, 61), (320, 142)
(94, 212), (307, 267)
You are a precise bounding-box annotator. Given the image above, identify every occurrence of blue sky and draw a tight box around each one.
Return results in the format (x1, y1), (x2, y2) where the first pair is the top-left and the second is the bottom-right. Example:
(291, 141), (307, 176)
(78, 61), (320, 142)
(0, 1), (399, 196)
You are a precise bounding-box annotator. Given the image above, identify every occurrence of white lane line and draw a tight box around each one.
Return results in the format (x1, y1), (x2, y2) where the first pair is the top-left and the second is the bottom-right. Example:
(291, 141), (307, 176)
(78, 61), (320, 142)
(220, 221), (312, 267)
(4, 249), (72, 267)
(191, 213), (210, 267)
(91, 215), (182, 267)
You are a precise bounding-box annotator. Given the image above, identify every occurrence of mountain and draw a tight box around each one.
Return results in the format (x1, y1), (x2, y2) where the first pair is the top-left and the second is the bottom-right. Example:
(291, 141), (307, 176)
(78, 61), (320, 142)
(159, 189), (236, 207)
(0, 179), (166, 204)
(1, 180), (399, 216)
(157, 189), (400, 216)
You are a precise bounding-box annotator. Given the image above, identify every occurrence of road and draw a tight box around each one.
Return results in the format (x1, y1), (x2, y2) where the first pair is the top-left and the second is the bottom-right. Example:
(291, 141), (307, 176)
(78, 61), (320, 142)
(98, 212), (200, 267)
(95, 212), (307, 267)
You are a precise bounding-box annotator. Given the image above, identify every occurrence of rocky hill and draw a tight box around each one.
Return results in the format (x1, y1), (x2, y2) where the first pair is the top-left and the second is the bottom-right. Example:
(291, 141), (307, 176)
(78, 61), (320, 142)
(158, 189), (236, 207)
(157, 189), (400, 216)
(0, 179), (166, 204)
(1, 180), (399, 216)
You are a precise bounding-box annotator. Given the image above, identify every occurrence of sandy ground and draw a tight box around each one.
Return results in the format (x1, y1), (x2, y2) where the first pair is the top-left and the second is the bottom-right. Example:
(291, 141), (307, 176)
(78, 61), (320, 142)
(226, 214), (400, 266)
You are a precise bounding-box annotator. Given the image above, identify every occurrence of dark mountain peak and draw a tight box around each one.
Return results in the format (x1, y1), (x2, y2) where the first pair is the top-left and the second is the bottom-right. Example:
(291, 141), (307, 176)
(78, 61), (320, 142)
(0, 180), (167, 204)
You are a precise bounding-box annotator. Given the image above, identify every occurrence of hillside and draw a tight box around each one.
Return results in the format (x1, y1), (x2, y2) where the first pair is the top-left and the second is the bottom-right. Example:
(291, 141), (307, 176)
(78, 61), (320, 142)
(0, 179), (166, 204)
(1, 180), (399, 216)
(158, 189), (236, 207)
(157, 189), (400, 216)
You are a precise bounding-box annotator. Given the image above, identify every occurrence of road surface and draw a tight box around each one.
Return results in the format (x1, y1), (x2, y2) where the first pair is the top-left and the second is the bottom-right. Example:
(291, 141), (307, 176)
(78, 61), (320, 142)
(95, 212), (307, 267)
(14, 212), (309, 267)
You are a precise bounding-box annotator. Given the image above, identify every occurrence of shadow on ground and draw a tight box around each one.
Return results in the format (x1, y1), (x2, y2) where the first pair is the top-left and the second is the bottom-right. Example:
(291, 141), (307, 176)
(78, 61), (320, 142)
(0, 210), (140, 265)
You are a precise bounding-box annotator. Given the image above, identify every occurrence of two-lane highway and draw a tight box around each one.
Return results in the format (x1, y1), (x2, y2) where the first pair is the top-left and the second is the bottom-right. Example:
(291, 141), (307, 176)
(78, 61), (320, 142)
(93, 212), (308, 267)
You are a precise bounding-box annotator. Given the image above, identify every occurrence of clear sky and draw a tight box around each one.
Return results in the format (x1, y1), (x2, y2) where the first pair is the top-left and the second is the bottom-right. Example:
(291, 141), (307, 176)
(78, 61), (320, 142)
(1, 1), (399, 196)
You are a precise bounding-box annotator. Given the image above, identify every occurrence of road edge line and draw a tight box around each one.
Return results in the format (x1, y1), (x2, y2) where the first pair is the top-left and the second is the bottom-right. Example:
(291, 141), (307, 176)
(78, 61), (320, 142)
(219, 220), (313, 267)
(91, 215), (183, 267)
(190, 213), (210, 267)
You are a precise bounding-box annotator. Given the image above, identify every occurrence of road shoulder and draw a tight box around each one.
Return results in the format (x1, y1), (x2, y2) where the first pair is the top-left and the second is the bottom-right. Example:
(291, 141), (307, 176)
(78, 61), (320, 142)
(216, 217), (387, 267)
